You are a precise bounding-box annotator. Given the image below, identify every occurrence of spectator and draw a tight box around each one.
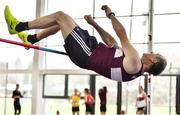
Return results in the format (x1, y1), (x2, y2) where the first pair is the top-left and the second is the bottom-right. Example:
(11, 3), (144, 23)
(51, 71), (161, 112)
(56, 110), (60, 115)
(136, 85), (147, 115)
(69, 89), (81, 115)
(12, 84), (25, 115)
(84, 88), (94, 115)
(98, 86), (107, 115)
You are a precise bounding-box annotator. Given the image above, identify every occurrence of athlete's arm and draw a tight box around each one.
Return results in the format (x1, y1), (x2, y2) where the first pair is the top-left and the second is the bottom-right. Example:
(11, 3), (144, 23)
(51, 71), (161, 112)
(84, 15), (118, 48)
(102, 5), (142, 73)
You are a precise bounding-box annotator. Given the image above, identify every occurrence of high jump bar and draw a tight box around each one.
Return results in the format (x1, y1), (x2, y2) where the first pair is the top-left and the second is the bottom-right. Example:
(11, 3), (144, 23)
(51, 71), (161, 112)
(0, 38), (67, 55)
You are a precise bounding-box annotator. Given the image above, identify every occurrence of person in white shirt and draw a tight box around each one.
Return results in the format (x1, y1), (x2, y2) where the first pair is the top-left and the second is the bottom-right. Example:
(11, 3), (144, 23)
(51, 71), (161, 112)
(136, 85), (147, 115)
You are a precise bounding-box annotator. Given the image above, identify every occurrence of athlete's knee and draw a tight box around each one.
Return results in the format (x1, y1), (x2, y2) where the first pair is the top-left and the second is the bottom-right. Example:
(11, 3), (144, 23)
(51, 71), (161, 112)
(55, 11), (65, 16)
(54, 11), (68, 20)
(54, 11), (74, 26)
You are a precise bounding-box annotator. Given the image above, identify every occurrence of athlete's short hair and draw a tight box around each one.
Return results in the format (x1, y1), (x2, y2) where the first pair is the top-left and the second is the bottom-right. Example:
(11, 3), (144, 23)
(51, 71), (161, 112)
(148, 54), (167, 75)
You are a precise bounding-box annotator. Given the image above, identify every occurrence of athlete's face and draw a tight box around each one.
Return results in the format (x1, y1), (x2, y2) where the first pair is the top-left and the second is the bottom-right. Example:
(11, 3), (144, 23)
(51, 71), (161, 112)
(141, 53), (160, 66)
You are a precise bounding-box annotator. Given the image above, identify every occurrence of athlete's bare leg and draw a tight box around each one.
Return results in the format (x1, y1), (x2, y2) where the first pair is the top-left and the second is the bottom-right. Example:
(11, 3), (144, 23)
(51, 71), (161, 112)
(36, 25), (60, 41)
(28, 11), (77, 39)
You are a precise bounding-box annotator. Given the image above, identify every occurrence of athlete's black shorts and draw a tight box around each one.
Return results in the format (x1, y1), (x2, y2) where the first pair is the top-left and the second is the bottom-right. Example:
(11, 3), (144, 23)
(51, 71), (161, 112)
(72, 106), (79, 112)
(85, 104), (93, 113)
(100, 104), (106, 112)
(64, 26), (98, 68)
(137, 107), (145, 112)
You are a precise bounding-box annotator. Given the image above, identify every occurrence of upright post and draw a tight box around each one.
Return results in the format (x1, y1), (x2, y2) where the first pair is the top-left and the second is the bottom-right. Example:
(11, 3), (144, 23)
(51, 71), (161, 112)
(144, 73), (152, 115)
(148, 73), (152, 115)
(117, 82), (122, 114)
(146, 0), (154, 114)
(148, 0), (154, 53)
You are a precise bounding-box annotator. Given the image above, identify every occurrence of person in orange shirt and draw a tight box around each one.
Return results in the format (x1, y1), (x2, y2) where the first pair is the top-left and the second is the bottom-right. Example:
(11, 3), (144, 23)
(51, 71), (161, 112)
(84, 88), (94, 115)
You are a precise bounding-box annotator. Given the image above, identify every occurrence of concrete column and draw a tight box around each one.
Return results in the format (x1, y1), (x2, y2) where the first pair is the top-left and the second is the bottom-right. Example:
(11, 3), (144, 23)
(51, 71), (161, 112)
(31, 0), (45, 114)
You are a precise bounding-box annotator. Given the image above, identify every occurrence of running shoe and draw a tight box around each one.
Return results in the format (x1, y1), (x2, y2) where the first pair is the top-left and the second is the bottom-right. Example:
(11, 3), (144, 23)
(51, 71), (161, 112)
(17, 32), (32, 49)
(4, 5), (20, 34)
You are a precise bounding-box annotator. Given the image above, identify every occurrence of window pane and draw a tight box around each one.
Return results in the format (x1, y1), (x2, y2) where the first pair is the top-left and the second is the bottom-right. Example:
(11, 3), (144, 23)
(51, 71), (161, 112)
(154, 15), (180, 42)
(95, 0), (132, 17)
(133, 44), (148, 55)
(154, 0), (180, 13)
(7, 74), (32, 97)
(152, 76), (176, 115)
(0, 74), (6, 97)
(0, 48), (34, 69)
(130, 16), (149, 43)
(0, 0), (36, 21)
(153, 43), (180, 74)
(133, 0), (149, 15)
(68, 75), (90, 96)
(0, 98), (5, 114)
(42, 50), (78, 69)
(46, 0), (93, 18)
(95, 76), (117, 115)
(44, 75), (65, 96)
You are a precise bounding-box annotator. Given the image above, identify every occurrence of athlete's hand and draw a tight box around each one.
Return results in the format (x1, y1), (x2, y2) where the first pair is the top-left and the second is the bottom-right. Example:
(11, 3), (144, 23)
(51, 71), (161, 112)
(101, 5), (112, 18)
(84, 15), (96, 26)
